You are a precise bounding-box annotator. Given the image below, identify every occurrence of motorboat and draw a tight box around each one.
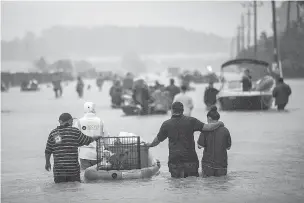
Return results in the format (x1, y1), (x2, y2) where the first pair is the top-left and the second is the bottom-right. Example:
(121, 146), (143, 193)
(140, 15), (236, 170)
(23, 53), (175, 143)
(217, 58), (276, 111)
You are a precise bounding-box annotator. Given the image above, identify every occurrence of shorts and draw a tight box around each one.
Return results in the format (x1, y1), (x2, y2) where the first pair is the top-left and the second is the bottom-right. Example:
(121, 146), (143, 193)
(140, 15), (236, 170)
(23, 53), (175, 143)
(80, 159), (98, 170)
(54, 174), (81, 183)
(201, 164), (227, 177)
(169, 162), (199, 178)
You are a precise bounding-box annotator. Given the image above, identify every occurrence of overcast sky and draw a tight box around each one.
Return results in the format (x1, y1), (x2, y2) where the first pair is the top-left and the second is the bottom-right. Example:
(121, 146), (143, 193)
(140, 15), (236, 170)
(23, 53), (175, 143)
(1, 0), (279, 41)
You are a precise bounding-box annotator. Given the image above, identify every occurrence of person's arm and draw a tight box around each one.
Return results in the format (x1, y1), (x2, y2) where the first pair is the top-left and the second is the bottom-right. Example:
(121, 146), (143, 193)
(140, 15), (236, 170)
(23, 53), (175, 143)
(77, 130), (101, 147)
(147, 123), (168, 148)
(45, 133), (54, 171)
(226, 129), (231, 150)
(204, 89), (208, 105)
(287, 85), (292, 96)
(272, 87), (277, 97)
(197, 132), (206, 149)
(203, 121), (224, 131)
(109, 87), (113, 96)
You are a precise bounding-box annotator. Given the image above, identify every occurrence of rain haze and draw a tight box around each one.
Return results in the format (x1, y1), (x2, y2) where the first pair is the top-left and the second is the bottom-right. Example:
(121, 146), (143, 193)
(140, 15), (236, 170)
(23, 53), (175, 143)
(1, 1), (304, 203)
(2, 1), (275, 40)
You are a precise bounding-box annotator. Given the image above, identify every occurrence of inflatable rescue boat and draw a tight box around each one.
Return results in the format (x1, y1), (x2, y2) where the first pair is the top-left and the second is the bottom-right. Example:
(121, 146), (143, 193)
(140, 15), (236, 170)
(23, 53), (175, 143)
(84, 132), (161, 181)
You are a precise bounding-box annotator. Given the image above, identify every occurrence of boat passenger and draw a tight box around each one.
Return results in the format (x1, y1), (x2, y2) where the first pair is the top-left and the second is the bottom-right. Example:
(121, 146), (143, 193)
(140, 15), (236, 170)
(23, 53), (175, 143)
(154, 80), (162, 90)
(272, 77), (292, 111)
(74, 102), (111, 170)
(123, 72), (134, 91)
(204, 82), (221, 109)
(146, 102), (224, 178)
(197, 106), (231, 177)
(165, 79), (181, 104)
(132, 79), (150, 115)
(241, 69), (252, 91)
(173, 85), (193, 116)
(45, 113), (103, 183)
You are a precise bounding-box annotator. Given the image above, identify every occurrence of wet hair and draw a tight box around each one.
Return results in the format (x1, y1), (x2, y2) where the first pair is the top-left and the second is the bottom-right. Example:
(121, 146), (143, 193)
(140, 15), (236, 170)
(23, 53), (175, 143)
(207, 106), (220, 120)
(277, 77), (284, 83)
(170, 78), (175, 84)
(181, 85), (187, 91)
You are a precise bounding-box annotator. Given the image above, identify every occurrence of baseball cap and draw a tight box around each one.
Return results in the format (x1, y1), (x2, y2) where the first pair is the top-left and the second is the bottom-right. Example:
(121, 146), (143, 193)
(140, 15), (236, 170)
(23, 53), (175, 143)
(59, 113), (73, 123)
(171, 102), (184, 111)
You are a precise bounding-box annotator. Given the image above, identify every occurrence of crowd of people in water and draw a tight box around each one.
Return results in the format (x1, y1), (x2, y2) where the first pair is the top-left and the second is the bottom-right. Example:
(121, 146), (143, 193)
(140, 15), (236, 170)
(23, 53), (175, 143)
(43, 69), (293, 183)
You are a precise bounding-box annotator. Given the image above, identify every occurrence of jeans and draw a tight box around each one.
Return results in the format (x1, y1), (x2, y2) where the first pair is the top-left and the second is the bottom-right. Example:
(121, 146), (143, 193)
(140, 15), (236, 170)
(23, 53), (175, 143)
(169, 162), (199, 178)
(201, 164), (227, 177)
(54, 174), (81, 183)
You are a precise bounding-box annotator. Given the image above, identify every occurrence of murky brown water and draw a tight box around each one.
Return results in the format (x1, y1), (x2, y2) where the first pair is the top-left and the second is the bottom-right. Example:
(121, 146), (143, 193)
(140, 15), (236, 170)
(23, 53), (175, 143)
(1, 79), (304, 203)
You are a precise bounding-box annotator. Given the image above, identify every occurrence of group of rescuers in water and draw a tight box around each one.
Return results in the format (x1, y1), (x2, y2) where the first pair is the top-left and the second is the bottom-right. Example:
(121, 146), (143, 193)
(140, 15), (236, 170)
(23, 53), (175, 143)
(45, 101), (229, 183)
(52, 69), (291, 113)
(45, 70), (292, 183)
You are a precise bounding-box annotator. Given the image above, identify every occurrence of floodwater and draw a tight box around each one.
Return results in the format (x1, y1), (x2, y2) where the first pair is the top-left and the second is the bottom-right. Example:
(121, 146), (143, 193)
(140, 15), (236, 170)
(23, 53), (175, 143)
(1, 79), (304, 203)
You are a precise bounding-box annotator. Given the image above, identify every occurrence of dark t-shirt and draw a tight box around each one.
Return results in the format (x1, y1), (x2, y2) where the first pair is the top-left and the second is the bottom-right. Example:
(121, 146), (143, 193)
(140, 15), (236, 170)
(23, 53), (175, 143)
(157, 115), (205, 165)
(204, 87), (219, 106)
(165, 85), (181, 100)
(242, 76), (252, 91)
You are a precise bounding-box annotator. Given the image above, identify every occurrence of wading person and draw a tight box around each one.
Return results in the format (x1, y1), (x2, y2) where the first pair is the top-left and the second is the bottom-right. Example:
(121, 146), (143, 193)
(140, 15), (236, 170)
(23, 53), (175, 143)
(96, 73), (104, 92)
(146, 102), (224, 178)
(204, 82), (222, 110)
(76, 76), (84, 98)
(109, 80), (123, 107)
(52, 73), (62, 98)
(272, 77), (292, 111)
(165, 78), (180, 104)
(173, 85), (193, 116)
(45, 113), (102, 183)
(197, 106), (231, 177)
(74, 102), (110, 170)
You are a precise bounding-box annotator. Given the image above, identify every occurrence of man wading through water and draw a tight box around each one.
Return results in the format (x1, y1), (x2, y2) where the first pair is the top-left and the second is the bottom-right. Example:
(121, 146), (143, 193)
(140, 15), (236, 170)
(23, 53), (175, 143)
(45, 113), (102, 183)
(146, 102), (224, 178)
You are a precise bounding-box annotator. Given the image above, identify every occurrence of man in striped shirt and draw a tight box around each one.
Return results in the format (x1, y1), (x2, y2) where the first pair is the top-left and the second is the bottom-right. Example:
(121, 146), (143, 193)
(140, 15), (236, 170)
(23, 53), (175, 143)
(45, 113), (102, 183)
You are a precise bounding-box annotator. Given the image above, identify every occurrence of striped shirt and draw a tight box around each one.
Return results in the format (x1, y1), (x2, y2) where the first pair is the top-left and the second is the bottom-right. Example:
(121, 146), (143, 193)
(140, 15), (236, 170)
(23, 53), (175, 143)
(45, 125), (94, 177)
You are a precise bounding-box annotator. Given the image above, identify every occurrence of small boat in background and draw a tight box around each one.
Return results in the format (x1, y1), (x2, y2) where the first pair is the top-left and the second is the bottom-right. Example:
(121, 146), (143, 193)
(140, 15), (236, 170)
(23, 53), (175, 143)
(217, 58), (276, 111)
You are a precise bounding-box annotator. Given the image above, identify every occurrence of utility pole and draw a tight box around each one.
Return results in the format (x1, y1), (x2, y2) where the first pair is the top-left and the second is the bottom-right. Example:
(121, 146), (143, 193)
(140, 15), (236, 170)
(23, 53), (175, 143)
(296, 2), (301, 22)
(240, 14), (245, 51)
(230, 37), (235, 59)
(247, 8), (251, 48)
(241, 1), (262, 58)
(271, 0), (283, 78)
(253, 0), (257, 58)
(287, 1), (291, 31)
(237, 26), (241, 56)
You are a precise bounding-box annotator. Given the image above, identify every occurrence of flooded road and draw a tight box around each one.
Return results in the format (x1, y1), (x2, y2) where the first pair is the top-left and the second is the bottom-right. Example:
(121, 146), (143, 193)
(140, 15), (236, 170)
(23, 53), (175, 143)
(1, 79), (304, 203)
